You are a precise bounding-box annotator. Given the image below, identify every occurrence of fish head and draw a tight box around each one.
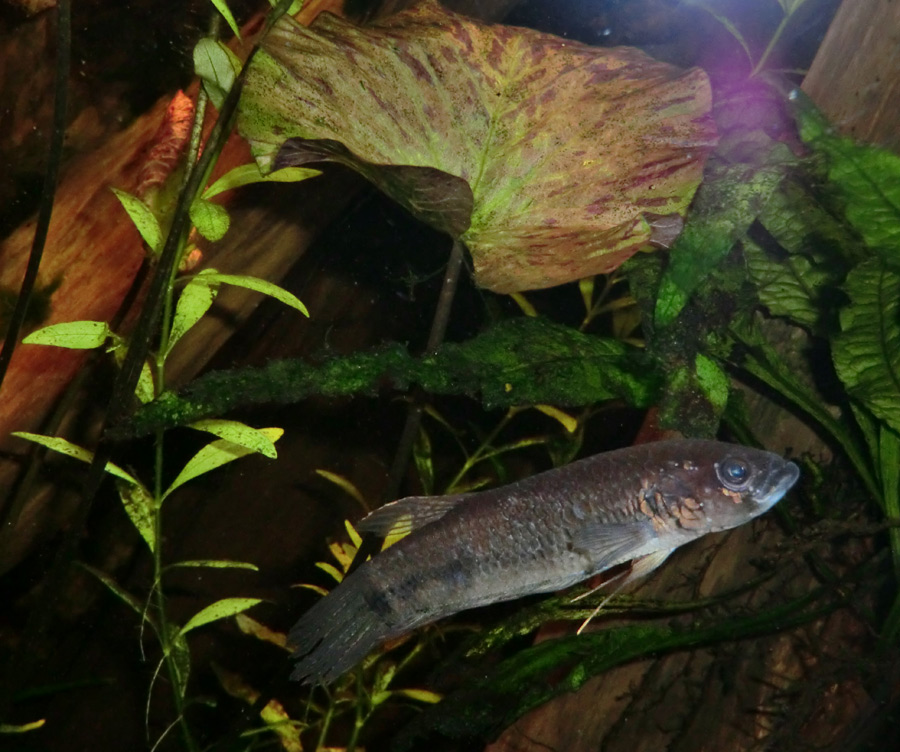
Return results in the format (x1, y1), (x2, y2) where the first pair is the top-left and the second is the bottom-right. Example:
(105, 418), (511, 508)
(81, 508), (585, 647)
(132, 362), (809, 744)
(639, 441), (799, 539)
(688, 443), (800, 534)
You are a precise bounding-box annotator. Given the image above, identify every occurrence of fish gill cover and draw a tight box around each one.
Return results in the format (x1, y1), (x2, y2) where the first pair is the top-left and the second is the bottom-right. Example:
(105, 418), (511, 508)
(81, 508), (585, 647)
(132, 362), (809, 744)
(237, 0), (717, 293)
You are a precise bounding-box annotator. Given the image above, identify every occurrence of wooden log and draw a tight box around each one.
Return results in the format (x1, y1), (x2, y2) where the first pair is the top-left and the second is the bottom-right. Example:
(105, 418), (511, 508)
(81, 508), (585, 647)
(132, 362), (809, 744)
(802, 0), (900, 152)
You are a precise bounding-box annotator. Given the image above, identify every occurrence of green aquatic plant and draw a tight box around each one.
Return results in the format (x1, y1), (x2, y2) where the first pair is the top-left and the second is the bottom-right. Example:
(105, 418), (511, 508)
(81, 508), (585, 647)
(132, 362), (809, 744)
(4, 2), (316, 748)
(4, 0), (900, 749)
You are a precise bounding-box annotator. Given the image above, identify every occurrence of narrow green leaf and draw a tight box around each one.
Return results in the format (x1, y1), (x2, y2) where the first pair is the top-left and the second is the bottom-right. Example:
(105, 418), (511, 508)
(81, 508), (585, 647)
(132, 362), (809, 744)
(189, 198), (231, 242)
(685, 2), (752, 65)
(315, 469), (368, 511)
(116, 479), (156, 552)
(832, 260), (900, 434)
(80, 562), (149, 621)
(533, 405), (578, 434)
(315, 561), (344, 583)
(23, 320), (111, 349)
(12, 432), (141, 486)
(202, 164), (320, 199)
(393, 688), (443, 704)
(189, 418), (278, 458)
(178, 597), (263, 636)
(344, 519), (363, 548)
(164, 427), (284, 498)
(166, 559), (259, 572)
(193, 271), (308, 316)
(0, 720), (46, 734)
(775, 0), (808, 15)
(168, 272), (219, 354)
(169, 633), (191, 701)
(111, 188), (162, 253)
(267, 0), (303, 14)
(210, 0), (242, 40)
(413, 427), (434, 496)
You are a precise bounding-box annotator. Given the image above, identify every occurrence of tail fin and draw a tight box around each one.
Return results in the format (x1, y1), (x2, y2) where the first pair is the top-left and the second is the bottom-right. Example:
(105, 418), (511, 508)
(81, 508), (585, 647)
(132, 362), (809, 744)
(288, 570), (389, 685)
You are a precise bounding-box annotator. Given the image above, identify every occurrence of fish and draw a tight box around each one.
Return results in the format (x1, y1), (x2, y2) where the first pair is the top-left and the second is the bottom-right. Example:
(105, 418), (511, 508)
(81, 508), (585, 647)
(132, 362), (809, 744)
(288, 438), (800, 684)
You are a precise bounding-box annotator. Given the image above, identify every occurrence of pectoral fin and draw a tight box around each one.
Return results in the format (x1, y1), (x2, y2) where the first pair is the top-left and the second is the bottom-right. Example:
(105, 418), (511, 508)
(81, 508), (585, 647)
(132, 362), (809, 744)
(572, 519), (656, 573)
(358, 493), (471, 538)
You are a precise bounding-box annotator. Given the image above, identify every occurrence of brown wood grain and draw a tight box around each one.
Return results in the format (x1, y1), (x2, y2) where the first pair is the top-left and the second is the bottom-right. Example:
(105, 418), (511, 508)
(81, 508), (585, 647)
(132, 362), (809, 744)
(802, 0), (900, 151)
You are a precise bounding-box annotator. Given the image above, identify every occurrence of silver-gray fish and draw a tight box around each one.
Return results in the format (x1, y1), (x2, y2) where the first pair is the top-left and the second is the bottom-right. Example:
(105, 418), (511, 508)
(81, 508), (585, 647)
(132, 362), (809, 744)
(289, 438), (799, 684)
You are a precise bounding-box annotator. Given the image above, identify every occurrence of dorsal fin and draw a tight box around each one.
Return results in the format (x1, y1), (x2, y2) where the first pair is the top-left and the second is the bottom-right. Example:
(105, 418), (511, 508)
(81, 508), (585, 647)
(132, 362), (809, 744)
(358, 494), (471, 538)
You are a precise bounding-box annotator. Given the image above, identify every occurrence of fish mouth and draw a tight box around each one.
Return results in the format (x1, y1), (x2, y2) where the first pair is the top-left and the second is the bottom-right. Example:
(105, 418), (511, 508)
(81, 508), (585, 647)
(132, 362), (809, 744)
(756, 460), (800, 509)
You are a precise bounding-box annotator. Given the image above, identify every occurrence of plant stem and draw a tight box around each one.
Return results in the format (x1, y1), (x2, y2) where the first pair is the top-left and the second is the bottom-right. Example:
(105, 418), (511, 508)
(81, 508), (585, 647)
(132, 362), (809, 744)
(384, 237), (466, 502)
(444, 409), (517, 493)
(315, 696), (336, 751)
(0, 0), (70, 392)
(752, 1), (807, 77)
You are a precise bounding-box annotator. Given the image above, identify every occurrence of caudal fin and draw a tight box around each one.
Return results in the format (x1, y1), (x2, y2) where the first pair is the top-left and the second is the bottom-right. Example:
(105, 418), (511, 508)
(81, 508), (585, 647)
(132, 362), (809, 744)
(288, 570), (389, 685)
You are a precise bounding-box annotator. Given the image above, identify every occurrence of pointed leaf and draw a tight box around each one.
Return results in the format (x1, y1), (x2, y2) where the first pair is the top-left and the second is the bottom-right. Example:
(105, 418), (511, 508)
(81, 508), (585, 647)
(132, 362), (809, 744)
(79, 562), (147, 620)
(202, 164), (320, 199)
(796, 94), (900, 260)
(315, 469), (368, 511)
(178, 597), (263, 636)
(12, 432), (141, 486)
(193, 37), (240, 109)
(168, 272), (219, 354)
(832, 260), (900, 435)
(267, 0), (303, 13)
(191, 271), (308, 316)
(209, 0), (241, 41)
(234, 613), (289, 649)
(135, 359), (156, 404)
(344, 519), (363, 548)
(111, 188), (162, 252)
(164, 427), (283, 498)
(315, 561), (344, 583)
(0, 720), (46, 734)
(166, 559), (259, 571)
(169, 633), (191, 701)
(533, 405), (578, 434)
(116, 479), (156, 552)
(189, 418), (278, 458)
(239, 1), (716, 293)
(393, 688), (443, 704)
(23, 320), (112, 349)
(189, 198), (230, 242)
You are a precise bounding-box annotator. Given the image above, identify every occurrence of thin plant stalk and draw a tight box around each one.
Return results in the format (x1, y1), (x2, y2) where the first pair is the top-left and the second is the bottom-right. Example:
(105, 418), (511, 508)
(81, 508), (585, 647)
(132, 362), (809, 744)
(752, 0), (809, 76)
(384, 236), (466, 502)
(0, 0), (70, 391)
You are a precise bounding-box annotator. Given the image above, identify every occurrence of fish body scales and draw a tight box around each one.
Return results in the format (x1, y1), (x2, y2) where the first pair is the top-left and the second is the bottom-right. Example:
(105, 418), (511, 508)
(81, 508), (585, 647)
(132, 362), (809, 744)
(288, 439), (800, 684)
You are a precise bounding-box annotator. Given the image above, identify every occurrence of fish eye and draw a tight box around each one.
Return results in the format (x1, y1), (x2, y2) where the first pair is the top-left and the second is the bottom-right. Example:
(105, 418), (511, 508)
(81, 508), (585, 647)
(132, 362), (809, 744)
(717, 458), (751, 491)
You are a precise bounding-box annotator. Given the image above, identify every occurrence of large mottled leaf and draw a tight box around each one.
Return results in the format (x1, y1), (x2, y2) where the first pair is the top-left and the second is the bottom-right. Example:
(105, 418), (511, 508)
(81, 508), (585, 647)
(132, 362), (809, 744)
(239, 1), (716, 293)
(832, 259), (900, 435)
(115, 318), (659, 439)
